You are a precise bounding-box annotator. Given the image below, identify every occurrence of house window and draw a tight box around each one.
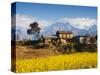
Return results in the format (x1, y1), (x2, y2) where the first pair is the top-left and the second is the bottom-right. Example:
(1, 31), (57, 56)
(70, 34), (73, 38)
(60, 34), (63, 38)
(67, 34), (70, 38)
(63, 34), (66, 38)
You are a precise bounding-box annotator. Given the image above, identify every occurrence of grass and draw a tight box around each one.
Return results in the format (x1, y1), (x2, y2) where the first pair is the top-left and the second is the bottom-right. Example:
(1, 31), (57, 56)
(14, 52), (97, 73)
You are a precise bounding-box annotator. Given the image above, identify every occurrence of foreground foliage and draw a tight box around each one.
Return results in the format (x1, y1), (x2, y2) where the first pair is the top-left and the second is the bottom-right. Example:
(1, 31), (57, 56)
(15, 52), (97, 73)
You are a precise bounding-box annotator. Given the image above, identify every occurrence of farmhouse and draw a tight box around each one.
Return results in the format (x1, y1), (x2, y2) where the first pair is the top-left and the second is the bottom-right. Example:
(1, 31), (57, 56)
(56, 31), (74, 43)
(40, 31), (74, 44)
(41, 35), (58, 44)
(73, 35), (97, 44)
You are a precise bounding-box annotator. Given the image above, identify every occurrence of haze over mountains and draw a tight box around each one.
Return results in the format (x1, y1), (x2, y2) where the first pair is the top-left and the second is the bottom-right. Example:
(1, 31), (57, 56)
(41, 22), (97, 36)
(12, 21), (97, 41)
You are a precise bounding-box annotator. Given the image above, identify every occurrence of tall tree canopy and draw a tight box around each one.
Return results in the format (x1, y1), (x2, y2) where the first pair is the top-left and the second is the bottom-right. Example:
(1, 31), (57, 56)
(27, 22), (41, 40)
(27, 22), (41, 34)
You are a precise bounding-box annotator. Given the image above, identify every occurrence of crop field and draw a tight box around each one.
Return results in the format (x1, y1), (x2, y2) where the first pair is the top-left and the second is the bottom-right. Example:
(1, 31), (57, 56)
(14, 52), (97, 73)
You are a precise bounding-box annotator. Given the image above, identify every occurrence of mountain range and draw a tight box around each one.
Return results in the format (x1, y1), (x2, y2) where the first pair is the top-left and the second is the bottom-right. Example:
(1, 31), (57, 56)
(41, 22), (97, 36)
(12, 21), (97, 41)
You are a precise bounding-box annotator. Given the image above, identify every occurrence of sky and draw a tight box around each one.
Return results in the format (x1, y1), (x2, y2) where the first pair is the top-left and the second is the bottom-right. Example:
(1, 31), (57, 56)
(11, 2), (97, 29)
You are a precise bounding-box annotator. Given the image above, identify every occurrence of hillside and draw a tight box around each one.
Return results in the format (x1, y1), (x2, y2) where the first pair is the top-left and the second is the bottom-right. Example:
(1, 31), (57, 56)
(13, 44), (59, 59)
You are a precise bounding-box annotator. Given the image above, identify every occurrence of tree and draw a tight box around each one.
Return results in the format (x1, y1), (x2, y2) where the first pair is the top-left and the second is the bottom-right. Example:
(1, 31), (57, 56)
(90, 37), (96, 44)
(27, 22), (41, 40)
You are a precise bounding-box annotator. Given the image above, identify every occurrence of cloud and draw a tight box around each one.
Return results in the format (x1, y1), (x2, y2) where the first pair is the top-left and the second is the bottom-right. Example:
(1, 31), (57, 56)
(59, 17), (97, 29)
(12, 14), (51, 29)
(12, 14), (97, 30)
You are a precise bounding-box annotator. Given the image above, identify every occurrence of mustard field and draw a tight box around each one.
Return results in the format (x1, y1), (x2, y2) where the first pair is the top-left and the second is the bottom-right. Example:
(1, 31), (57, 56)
(15, 52), (97, 73)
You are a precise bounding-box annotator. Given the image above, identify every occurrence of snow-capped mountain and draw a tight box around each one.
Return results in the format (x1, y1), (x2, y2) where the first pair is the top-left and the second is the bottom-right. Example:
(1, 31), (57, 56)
(41, 22), (97, 36)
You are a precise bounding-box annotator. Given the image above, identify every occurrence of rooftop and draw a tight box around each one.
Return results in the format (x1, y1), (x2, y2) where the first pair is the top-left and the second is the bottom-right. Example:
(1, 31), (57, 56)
(56, 31), (73, 34)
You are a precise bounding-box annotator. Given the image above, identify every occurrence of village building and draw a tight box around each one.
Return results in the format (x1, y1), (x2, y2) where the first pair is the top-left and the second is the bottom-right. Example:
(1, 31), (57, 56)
(56, 31), (74, 43)
(40, 35), (58, 44)
(73, 35), (97, 44)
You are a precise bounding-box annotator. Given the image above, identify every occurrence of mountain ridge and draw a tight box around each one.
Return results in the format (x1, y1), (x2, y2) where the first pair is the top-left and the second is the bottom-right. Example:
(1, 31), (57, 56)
(12, 21), (97, 40)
